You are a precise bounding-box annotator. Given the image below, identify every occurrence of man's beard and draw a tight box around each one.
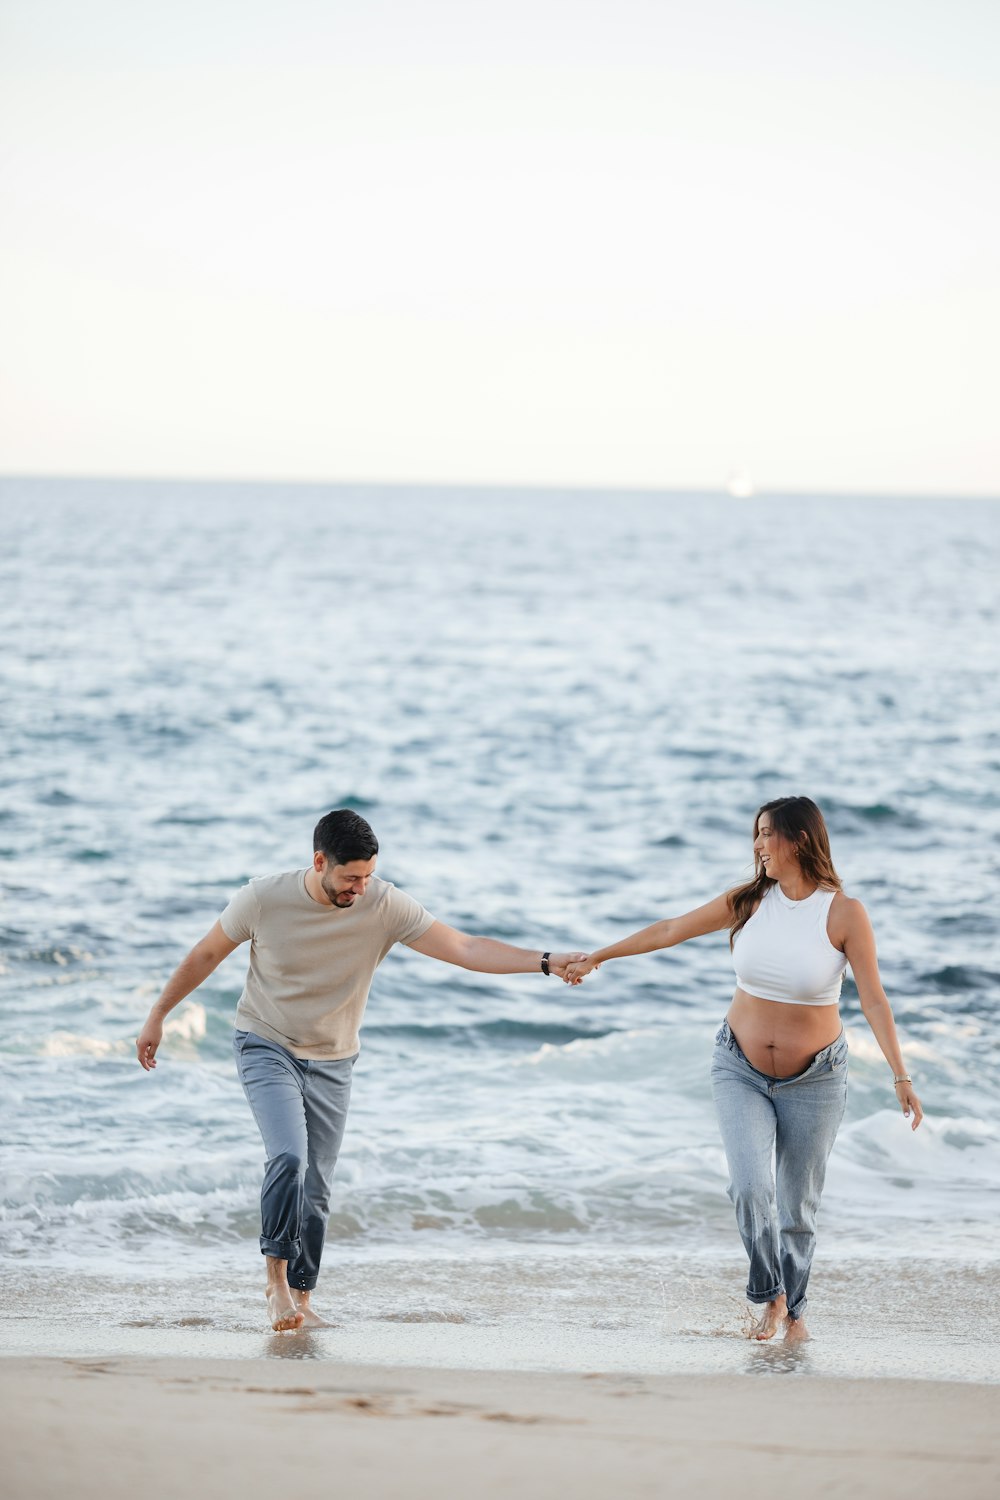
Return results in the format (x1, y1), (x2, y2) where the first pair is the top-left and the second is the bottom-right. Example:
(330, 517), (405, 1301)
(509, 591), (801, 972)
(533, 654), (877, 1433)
(321, 880), (355, 907)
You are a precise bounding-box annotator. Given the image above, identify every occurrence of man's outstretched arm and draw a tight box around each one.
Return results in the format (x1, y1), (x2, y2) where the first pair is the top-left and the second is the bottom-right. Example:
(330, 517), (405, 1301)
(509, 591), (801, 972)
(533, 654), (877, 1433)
(136, 920), (243, 1070)
(407, 921), (586, 981)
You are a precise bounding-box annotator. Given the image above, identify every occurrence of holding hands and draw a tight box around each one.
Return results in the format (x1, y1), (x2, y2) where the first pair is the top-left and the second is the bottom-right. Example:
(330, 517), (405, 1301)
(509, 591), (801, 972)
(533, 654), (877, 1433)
(563, 954), (600, 985)
(547, 952), (597, 982)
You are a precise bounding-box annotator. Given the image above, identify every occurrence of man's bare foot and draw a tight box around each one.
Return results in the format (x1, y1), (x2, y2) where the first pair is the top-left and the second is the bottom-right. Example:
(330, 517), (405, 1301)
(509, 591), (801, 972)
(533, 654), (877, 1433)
(784, 1315), (810, 1345)
(264, 1260), (305, 1331)
(266, 1284), (305, 1331)
(290, 1289), (333, 1329)
(749, 1295), (788, 1341)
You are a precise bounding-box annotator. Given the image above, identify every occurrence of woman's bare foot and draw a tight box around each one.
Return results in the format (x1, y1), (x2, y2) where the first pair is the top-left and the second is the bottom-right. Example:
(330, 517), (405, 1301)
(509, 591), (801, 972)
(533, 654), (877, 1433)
(749, 1295), (788, 1341)
(290, 1289), (333, 1329)
(784, 1315), (810, 1345)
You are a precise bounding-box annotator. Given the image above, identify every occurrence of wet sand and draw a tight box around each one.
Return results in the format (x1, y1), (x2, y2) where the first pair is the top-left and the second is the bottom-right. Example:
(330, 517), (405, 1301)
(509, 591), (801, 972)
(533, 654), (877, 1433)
(5, 1355), (999, 1500)
(4, 1254), (999, 1384)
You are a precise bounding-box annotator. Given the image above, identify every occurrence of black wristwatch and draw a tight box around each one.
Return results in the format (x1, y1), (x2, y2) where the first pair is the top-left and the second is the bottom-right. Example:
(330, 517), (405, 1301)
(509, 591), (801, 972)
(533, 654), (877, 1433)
(540, 952), (551, 976)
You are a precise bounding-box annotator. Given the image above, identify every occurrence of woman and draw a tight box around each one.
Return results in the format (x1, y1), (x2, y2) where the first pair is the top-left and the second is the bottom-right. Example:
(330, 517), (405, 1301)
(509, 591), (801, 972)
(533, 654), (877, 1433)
(565, 796), (922, 1344)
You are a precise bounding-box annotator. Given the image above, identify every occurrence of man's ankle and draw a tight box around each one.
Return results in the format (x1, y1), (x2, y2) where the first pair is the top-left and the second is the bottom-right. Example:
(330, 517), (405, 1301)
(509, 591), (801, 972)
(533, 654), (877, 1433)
(265, 1257), (290, 1290)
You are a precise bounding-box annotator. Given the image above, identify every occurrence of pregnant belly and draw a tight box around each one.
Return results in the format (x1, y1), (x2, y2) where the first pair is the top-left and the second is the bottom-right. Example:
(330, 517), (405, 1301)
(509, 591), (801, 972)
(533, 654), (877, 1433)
(727, 988), (843, 1078)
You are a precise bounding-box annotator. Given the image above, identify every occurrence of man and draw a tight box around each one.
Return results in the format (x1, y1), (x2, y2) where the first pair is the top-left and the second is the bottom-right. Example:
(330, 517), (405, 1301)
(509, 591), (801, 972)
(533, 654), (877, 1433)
(136, 809), (585, 1331)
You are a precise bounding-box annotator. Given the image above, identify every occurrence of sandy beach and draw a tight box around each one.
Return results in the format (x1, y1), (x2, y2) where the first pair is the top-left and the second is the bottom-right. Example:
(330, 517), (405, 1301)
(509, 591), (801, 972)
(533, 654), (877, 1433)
(5, 1354), (999, 1500)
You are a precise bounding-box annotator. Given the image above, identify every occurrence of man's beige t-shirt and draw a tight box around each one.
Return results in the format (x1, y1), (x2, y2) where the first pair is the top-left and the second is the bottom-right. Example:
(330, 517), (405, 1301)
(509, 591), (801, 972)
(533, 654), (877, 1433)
(219, 870), (435, 1060)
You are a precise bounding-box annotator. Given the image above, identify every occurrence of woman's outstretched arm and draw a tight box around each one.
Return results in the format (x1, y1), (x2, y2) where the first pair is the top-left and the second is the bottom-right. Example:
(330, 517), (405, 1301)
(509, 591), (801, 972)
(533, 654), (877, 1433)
(564, 892), (733, 983)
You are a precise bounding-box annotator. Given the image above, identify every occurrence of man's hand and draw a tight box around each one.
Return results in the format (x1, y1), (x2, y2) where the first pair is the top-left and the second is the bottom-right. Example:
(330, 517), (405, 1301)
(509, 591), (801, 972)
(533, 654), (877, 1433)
(136, 1015), (164, 1071)
(563, 954), (601, 985)
(548, 952), (592, 983)
(135, 921), (241, 1072)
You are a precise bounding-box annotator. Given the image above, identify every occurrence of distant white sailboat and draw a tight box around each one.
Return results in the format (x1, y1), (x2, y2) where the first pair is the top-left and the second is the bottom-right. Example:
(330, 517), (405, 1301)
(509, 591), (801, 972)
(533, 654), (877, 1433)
(726, 472), (755, 499)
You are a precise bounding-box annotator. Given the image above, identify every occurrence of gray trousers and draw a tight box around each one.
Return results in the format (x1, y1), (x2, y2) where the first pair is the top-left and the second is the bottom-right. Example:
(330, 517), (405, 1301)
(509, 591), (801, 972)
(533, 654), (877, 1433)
(234, 1029), (356, 1291)
(710, 1019), (848, 1320)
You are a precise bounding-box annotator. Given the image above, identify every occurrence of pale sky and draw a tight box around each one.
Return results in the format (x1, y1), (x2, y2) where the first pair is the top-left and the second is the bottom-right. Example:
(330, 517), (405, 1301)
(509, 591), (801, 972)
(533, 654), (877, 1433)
(1, 0), (998, 494)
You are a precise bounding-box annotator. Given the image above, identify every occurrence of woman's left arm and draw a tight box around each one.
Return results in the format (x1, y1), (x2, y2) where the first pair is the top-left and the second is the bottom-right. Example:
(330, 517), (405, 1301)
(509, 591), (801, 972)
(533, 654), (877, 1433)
(838, 895), (923, 1130)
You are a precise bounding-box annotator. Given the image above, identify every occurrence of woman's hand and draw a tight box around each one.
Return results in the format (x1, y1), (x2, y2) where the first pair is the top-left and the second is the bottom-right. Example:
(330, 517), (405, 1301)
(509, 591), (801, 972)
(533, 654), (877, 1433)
(895, 1080), (923, 1130)
(563, 954), (601, 985)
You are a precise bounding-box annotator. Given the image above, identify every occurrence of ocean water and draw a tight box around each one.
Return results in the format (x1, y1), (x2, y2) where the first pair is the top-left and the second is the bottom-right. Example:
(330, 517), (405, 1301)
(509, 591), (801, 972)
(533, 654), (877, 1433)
(1, 479), (998, 1378)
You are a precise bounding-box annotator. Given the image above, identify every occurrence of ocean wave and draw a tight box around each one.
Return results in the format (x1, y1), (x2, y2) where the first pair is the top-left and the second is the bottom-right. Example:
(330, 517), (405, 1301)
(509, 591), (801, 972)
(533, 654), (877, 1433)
(34, 1003), (207, 1058)
(822, 798), (925, 831)
(514, 1026), (716, 1091)
(36, 788), (78, 806)
(366, 1018), (617, 1049)
(0, 1164), (731, 1255)
(9, 944), (96, 967)
(918, 965), (1000, 994)
(41, 1032), (132, 1059)
(6, 1095), (995, 1262)
(154, 811), (230, 827)
(835, 1110), (1000, 1187)
(930, 913), (998, 937)
(0, 1186), (259, 1257)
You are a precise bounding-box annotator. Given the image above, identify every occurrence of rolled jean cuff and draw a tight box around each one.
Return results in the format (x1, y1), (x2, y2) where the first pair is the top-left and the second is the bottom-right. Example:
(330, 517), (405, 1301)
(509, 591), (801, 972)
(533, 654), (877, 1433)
(746, 1282), (785, 1306)
(260, 1235), (301, 1260)
(786, 1297), (807, 1321)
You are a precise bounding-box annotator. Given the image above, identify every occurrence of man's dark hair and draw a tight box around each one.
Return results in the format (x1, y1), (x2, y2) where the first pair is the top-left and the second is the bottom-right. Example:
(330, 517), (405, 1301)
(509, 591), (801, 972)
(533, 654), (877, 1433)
(313, 809), (379, 867)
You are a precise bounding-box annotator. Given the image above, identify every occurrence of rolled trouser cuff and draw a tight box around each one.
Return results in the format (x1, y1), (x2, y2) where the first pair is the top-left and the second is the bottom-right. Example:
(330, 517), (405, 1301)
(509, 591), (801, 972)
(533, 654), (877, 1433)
(287, 1272), (319, 1292)
(260, 1235), (301, 1259)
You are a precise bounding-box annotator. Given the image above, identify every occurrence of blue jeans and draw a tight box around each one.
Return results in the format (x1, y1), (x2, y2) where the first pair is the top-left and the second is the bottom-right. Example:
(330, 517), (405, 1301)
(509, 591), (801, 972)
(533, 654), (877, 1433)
(234, 1029), (356, 1291)
(710, 1019), (848, 1320)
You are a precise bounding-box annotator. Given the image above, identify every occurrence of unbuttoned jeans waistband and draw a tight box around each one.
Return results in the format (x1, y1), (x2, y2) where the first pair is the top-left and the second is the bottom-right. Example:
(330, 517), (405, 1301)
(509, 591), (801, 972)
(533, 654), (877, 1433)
(714, 1018), (848, 1084)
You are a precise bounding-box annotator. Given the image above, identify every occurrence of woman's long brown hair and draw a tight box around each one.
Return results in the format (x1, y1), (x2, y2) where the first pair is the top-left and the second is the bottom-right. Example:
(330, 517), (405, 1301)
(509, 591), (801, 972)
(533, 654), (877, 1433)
(728, 796), (842, 947)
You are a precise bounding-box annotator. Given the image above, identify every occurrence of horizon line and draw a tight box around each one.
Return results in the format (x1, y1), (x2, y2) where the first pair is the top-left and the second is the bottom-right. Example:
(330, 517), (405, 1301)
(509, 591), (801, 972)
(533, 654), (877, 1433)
(1, 472), (998, 504)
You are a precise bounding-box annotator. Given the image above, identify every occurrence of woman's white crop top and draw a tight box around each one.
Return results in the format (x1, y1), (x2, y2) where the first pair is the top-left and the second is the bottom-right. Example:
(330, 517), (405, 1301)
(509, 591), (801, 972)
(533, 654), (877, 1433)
(732, 884), (847, 1005)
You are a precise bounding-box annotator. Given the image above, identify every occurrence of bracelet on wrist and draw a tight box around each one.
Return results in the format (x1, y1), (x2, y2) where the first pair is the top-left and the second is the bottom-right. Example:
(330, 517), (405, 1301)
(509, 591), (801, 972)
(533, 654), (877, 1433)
(540, 952), (551, 977)
(893, 1074), (912, 1086)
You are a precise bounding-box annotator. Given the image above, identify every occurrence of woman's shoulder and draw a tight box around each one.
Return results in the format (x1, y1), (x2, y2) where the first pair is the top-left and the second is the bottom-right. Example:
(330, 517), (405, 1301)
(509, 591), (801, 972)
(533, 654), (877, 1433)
(828, 886), (864, 912)
(827, 888), (872, 943)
